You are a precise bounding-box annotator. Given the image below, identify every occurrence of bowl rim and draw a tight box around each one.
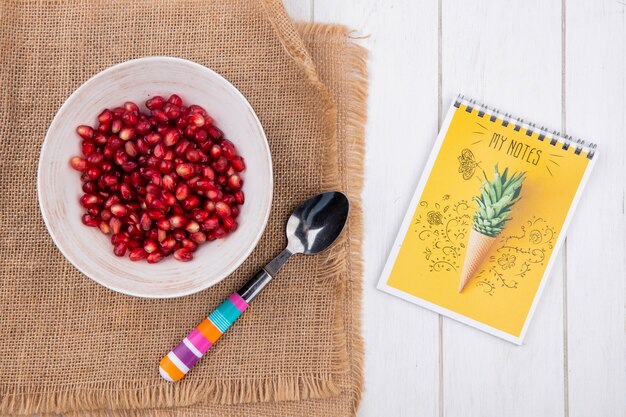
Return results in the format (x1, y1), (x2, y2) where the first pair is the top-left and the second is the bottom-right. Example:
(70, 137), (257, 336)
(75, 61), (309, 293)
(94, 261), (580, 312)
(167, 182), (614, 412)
(37, 56), (273, 298)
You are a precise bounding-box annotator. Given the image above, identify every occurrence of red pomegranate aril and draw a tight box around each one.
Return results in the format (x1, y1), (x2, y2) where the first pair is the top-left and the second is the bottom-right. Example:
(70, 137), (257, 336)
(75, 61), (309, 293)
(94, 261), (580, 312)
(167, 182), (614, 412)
(209, 144), (222, 160)
(174, 248), (193, 262)
(111, 119), (122, 134)
(189, 231), (206, 243)
(176, 163), (195, 179)
(221, 193), (235, 205)
(163, 103), (181, 119)
(140, 212), (152, 231)
(227, 174), (242, 190)
(186, 148), (205, 162)
(147, 209), (165, 220)
(129, 248), (148, 261)
(109, 218), (123, 235)
(146, 96), (165, 110)
(122, 111), (138, 126)
(185, 220), (200, 233)
(101, 209), (112, 221)
(231, 156), (245, 172)
(124, 141), (138, 157)
(194, 129), (208, 143)
(144, 132), (161, 145)
(80, 194), (100, 208)
(208, 126), (223, 141)
(124, 101), (139, 112)
(187, 113), (204, 127)
(70, 156), (88, 172)
(221, 140), (236, 159)
(153, 143), (166, 159)
(147, 251), (164, 263)
(86, 167), (101, 180)
(99, 221), (111, 234)
(222, 216), (236, 231)
(175, 182), (190, 200)
(201, 166), (215, 180)
(81, 141), (96, 156)
(169, 214), (187, 229)
(202, 216), (219, 231)
(162, 174), (176, 191)
(215, 201), (231, 218)
(152, 109), (169, 123)
(195, 178), (212, 191)
(144, 239), (158, 253)
(98, 122), (111, 133)
(82, 181), (97, 193)
(102, 174), (118, 187)
(192, 209), (210, 223)
(189, 104), (207, 116)
(110, 203), (128, 217)
(156, 218), (171, 231)
(182, 196), (200, 210)
(230, 205), (239, 219)
(135, 119), (152, 135)
(112, 107), (124, 119)
(213, 156), (229, 173)
(167, 94), (183, 107)
(98, 109), (113, 124)
(76, 125), (94, 139)
(234, 191), (244, 205)
(81, 214), (98, 227)
(121, 161), (138, 172)
(173, 229), (186, 241)
(113, 242), (127, 257)
(216, 174), (227, 186)
(181, 239), (198, 252)
(214, 226), (226, 239)
(157, 229), (168, 243)
(119, 127), (134, 141)
(161, 236), (177, 251)
(175, 140), (191, 156)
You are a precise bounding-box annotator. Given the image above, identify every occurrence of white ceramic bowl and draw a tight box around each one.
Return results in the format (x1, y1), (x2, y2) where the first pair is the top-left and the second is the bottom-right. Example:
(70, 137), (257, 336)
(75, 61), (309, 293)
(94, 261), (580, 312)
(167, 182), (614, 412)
(38, 57), (273, 298)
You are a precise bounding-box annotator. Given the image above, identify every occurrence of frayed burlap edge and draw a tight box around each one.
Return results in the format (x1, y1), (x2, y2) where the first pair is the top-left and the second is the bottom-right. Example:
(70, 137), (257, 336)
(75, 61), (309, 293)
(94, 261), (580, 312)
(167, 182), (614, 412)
(297, 23), (368, 414)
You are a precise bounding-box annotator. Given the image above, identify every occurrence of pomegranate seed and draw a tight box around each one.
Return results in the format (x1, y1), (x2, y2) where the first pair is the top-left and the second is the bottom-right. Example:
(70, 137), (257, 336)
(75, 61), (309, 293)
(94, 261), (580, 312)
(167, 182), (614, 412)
(92, 132), (107, 145)
(144, 133), (161, 145)
(231, 205), (239, 218)
(146, 96), (165, 110)
(109, 218), (123, 234)
(147, 251), (164, 263)
(175, 139), (191, 155)
(181, 196), (200, 210)
(173, 230), (186, 241)
(215, 201), (231, 218)
(195, 129), (208, 143)
(174, 248), (193, 262)
(161, 236), (177, 251)
(82, 214), (99, 227)
(214, 226), (226, 239)
(169, 214), (187, 229)
(189, 231), (206, 243)
(135, 120), (152, 135)
(99, 222), (111, 234)
(227, 174), (242, 190)
(140, 212), (152, 230)
(121, 161), (138, 172)
(202, 216), (219, 231)
(209, 144), (222, 160)
(101, 209), (112, 221)
(110, 203), (128, 217)
(129, 248), (148, 261)
(163, 103), (181, 119)
(122, 111), (138, 126)
(113, 242), (127, 257)
(189, 104), (207, 116)
(86, 167), (101, 180)
(80, 194), (100, 208)
(102, 175), (118, 187)
(86, 152), (103, 165)
(119, 127), (134, 141)
(175, 182), (190, 200)
(98, 110), (113, 124)
(147, 209), (165, 220)
(156, 218), (171, 231)
(144, 239), (158, 253)
(70, 156), (88, 172)
(181, 239), (198, 251)
(152, 109), (169, 122)
(231, 156), (245, 172)
(208, 126), (223, 141)
(186, 148), (205, 162)
(213, 156), (229, 173)
(124, 141), (138, 157)
(221, 140), (236, 159)
(77, 125), (94, 139)
(158, 229), (168, 242)
(176, 163), (194, 179)
(188, 114), (205, 127)
(222, 216), (236, 231)
(112, 107), (124, 119)
(168, 94), (183, 107)
(235, 191), (245, 204)
(98, 122), (111, 133)
(124, 101), (139, 112)
(111, 119), (122, 134)
(185, 220), (200, 233)
(153, 143), (166, 159)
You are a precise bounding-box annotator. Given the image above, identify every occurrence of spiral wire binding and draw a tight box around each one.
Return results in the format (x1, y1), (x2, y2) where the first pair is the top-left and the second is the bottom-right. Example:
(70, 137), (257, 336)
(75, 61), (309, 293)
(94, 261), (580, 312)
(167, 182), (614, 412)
(453, 94), (597, 159)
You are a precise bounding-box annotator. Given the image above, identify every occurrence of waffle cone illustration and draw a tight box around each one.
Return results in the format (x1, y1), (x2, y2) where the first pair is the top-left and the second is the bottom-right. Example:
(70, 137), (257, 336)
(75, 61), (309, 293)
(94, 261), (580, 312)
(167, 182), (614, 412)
(458, 165), (525, 293)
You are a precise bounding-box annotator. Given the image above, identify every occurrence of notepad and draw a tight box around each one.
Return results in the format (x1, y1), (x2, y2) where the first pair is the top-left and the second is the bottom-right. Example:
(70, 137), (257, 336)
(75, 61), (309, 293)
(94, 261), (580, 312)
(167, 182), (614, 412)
(377, 96), (597, 344)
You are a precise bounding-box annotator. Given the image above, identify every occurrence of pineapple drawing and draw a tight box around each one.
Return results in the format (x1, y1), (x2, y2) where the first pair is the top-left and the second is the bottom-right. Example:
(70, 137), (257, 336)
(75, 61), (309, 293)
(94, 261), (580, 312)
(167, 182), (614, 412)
(458, 165), (526, 293)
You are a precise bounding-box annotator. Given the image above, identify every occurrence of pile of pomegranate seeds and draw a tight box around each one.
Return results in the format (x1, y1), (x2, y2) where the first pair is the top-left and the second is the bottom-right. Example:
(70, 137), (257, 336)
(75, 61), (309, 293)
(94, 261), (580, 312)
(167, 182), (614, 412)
(70, 94), (245, 263)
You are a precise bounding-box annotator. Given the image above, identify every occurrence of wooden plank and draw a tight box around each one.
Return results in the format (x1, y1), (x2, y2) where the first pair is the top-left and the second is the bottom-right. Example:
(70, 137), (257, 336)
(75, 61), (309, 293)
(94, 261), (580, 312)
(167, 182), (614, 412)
(441, 1), (566, 416)
(311, 1), (441, 416)
(565, 1), (626, 416)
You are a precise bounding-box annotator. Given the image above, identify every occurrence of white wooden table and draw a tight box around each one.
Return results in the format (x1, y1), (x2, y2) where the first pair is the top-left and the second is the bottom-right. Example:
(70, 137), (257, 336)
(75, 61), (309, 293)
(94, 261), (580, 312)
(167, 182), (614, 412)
(284, 1), (625, 416)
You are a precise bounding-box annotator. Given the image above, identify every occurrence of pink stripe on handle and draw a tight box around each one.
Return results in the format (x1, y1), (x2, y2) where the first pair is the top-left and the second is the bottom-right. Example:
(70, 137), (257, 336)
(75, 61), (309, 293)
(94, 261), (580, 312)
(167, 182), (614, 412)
(228, 292), (248, 313)
(187, 328), (212, 354)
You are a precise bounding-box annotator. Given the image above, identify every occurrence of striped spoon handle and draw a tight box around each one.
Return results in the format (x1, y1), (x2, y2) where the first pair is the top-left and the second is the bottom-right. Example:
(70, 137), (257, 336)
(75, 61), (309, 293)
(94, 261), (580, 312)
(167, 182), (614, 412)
(159, 269), (272, 382)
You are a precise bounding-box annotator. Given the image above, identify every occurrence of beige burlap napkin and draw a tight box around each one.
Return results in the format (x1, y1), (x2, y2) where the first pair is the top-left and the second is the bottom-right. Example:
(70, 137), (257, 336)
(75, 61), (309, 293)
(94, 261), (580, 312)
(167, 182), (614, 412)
(0, 1), (366, 416)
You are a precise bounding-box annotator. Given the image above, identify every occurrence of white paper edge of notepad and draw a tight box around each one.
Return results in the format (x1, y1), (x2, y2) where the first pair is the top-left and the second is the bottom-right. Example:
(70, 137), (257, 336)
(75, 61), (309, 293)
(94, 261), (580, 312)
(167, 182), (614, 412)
(376, 100), (598, 345)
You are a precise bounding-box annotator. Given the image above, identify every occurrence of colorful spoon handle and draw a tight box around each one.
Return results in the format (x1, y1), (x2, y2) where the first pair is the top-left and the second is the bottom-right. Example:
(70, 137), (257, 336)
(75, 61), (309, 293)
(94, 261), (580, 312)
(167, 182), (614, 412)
(159, 269), (273, 382)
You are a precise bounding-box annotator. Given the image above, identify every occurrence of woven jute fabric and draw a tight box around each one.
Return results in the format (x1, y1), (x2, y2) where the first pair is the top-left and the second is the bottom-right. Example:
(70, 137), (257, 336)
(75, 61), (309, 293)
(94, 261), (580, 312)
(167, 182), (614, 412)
(0, 1), (366, 416)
